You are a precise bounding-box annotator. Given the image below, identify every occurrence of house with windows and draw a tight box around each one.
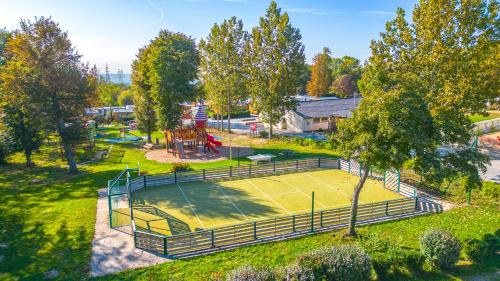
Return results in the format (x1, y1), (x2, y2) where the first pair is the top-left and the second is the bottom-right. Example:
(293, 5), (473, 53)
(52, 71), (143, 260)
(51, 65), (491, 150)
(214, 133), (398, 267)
(278, 97), (362, 132)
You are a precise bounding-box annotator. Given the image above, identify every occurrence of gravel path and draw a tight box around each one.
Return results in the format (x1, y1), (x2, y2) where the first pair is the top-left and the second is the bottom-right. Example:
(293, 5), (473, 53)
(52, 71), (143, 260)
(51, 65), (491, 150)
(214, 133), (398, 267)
(90, 188), (169, 277)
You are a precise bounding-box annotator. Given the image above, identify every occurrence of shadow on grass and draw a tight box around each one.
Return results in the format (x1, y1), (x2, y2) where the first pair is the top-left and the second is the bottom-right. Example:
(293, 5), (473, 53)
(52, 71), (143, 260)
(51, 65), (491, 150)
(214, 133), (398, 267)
(0, 210), (90, 280)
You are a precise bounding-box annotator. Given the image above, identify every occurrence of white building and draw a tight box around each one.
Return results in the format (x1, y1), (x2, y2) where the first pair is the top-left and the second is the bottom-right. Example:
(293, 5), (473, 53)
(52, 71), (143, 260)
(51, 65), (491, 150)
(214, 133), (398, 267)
(278, 98), (362, 132)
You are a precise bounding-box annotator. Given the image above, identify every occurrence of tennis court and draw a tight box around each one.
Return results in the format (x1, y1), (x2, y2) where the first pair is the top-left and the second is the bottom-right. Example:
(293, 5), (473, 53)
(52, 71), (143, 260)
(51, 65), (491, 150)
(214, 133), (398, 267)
(118, 169), (403, 236)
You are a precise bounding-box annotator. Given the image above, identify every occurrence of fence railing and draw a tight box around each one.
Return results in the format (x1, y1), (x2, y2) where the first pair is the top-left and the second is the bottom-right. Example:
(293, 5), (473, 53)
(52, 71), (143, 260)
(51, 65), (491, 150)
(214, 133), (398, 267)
(120, 157), (422, 257)
(133, 197), (419, 256)
(473, 117), (500, 133)
(130, 158), (342, 192)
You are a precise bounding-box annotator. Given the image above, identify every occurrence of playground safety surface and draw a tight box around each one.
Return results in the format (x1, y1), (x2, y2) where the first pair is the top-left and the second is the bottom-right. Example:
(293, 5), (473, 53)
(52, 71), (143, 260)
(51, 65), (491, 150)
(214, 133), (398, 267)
(113, 169), (403, 235)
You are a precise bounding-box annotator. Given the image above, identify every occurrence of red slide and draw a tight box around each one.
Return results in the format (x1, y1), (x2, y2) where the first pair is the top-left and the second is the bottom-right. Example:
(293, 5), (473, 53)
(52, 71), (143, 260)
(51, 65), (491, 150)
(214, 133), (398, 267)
(205, 134), (222, 153)
(207, 134), (222, 147)
(205, 142), (220, 153)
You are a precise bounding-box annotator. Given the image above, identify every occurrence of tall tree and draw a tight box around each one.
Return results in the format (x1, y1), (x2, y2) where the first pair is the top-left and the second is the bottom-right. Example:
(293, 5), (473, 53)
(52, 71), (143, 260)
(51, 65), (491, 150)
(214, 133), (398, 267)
(336, 89), (435, 236)
(149, 31), (199, 130)
(0, 28), (11, 164)
(306, 47), (332, 97)
(131, 47), (157, 143)
(199, 17), (249, 133)
(246, 1), (305, 138)
(330, 74), (359, 98)
(2, 18), (96, 173)
(0, 27), (44, 167)
(330, 56), (363, 81)
(359, 1), (496, 188)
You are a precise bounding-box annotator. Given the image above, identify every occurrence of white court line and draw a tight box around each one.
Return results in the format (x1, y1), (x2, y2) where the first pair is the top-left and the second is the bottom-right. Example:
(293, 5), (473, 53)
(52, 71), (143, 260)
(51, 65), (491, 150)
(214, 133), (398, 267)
(306, 174), (366, 204)
(245, 179), (291, 214)
(176, 183), (205, 228)
(278, 177), (327, 208)
(208, 183), (249, 220)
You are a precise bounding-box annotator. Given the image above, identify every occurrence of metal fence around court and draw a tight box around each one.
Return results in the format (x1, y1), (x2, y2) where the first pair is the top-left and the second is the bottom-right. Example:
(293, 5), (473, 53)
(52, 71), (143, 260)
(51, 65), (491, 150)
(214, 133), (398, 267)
(108, 157), (430, 257)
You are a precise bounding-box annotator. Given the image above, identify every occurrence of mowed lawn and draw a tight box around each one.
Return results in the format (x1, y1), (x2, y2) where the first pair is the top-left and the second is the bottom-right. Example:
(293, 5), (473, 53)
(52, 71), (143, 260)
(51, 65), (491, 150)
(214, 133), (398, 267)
(121, 169), (402, 235)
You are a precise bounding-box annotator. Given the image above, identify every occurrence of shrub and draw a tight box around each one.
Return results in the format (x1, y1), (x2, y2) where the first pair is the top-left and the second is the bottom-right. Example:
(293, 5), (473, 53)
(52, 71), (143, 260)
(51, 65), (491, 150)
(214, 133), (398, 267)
(226, 265), (274, 281)
(481, 181), (499, 198)
(403, 249), (425, 272)
(171, 162), (191, 173)
(463, 238), (487, 262)
(259, 130), (269, 139)
(296, 245), (372, 281)
(276, 263), (314, 281)
(482, 232), (500, 257)
(370, 252), (391, 277)
(420, 229), (461, 269)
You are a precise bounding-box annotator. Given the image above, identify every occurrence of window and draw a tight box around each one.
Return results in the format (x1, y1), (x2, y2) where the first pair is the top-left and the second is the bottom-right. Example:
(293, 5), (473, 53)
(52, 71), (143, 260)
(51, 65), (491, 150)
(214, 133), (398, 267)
(313, 117), (321, 123)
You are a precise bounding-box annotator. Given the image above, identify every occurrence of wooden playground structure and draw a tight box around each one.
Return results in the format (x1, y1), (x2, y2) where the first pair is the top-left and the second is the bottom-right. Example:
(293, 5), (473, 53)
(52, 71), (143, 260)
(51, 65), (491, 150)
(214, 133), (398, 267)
(164, 104), (222, 159)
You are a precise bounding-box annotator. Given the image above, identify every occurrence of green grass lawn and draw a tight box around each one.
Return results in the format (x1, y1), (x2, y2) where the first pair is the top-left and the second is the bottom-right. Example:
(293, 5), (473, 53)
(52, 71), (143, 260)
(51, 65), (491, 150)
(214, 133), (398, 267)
(95, 204), (499, 281)
(0, 127), (498, 280)
(469, 111), (500, 123)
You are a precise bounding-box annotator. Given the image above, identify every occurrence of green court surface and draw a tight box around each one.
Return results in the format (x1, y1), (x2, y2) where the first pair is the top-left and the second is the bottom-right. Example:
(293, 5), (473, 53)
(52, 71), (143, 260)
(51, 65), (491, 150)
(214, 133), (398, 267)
(115, 169), (403, 236)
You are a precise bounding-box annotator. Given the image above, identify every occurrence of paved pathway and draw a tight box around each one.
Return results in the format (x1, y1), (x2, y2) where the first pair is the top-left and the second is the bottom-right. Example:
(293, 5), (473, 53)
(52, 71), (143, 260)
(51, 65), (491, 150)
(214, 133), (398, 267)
(90, 189), (169, 277)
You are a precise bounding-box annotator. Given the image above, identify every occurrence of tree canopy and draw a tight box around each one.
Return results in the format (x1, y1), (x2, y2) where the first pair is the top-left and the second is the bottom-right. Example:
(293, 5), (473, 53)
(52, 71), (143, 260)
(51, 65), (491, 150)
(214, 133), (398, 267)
(359, 0), (497, 187)
(199, 16), (248, 132)
(307, 47), (332, 97)
(0, 17), (97, 173)
(245, 1), (305, 137)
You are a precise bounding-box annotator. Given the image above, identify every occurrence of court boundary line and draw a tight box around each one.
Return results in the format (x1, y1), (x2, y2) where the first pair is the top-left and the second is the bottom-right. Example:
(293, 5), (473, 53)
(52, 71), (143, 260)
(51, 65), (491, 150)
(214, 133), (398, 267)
(208, 183), (249, 220)
(176, 183), (205, 228)
(245, 179), (291, 214)
(306, 174), (367, 204)
(279, 176), (327, 208)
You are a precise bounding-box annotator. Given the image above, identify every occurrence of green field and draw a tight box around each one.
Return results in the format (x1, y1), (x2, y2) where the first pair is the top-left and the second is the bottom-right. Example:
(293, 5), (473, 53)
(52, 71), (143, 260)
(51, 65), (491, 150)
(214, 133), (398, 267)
(116, 169), (403, 236)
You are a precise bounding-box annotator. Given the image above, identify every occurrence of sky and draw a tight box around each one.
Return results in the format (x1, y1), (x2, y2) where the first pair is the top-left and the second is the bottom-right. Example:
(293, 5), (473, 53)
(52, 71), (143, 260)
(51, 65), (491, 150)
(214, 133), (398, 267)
(0, 0), (418, 74)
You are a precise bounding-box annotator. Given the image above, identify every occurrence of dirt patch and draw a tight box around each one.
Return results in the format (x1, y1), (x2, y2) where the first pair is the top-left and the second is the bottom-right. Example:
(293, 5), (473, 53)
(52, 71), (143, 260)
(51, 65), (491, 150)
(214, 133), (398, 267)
(145, 145), (254, 163)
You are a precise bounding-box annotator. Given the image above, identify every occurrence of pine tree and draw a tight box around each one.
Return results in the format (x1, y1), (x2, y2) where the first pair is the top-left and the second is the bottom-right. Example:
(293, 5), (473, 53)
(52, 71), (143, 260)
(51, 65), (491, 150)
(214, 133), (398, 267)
(306, 47), (331, 97)
(246, 1), (305, 138)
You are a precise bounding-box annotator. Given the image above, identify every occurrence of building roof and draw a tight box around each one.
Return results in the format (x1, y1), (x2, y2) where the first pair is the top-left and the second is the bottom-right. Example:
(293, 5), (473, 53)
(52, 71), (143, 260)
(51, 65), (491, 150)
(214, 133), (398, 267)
(294, 97), (362, 118)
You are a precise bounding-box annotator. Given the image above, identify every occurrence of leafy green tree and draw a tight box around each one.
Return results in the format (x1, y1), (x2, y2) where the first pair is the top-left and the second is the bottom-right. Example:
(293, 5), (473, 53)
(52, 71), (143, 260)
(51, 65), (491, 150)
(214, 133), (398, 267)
(131, 47), (157, 143)
(97, 82), (124, 106)
(149, 30), (199, 130)
(297, 63), (311, 95)
(199, 17), (249, 132)
(307, 47), (332, 97)
(117, 89), (133, 106)
(359, 0), (496, 191)
(246, 1), (305, 138)
(1, 18), (96, 173)
(329, 56), (363, 81)
(336, 89), (434, 236)
(0, 28), (11, 164)
(0, 27), (43, 166)
(330, 74), (359, 98)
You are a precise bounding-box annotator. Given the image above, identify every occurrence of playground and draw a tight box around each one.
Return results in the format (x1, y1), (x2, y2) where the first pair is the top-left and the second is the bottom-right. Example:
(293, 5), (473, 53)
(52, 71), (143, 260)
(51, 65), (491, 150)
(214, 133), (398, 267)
(111, 169), (404, 236)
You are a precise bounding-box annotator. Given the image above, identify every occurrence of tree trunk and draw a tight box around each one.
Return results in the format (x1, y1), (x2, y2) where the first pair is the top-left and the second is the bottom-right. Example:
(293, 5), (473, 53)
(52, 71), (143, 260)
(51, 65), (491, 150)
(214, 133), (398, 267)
(268, 112), (273, 139)
(25, 149), (33, 167)
(147, 131), (152, 143)
(57, 118), (78, 173)
(346, 164), (371, 236)
(227, 108), (231, 134)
